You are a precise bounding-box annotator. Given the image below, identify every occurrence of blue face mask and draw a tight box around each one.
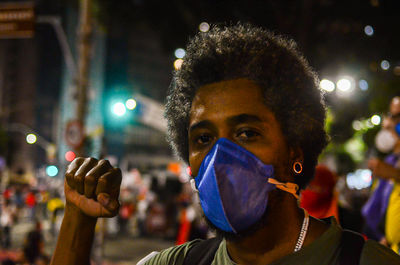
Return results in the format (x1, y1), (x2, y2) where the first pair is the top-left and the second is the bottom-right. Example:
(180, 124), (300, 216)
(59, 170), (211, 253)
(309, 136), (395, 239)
(191, 138), (299, 234)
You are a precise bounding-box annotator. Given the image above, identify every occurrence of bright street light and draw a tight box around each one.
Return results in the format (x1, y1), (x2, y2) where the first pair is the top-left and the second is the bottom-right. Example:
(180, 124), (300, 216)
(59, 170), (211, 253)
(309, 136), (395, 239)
(319, 79), (335, 92)
(371, 115), (381, 125)
(337, 78), (352, 92)
(26, 133), (37, 144)
(126, 98), (137, 110)
(112, 102), (126, 117)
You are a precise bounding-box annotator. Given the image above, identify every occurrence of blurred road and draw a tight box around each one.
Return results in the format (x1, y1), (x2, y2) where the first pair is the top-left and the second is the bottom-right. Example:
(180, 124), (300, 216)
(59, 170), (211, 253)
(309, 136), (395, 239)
(1, 218), (174, 265)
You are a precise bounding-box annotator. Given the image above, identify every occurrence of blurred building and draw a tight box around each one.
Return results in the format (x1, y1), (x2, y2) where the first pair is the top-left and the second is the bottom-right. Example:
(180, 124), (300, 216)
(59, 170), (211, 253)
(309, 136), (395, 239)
(103, 22), (174, 171)
(0, 1), (179, 188)
(0, 0), (63, 185)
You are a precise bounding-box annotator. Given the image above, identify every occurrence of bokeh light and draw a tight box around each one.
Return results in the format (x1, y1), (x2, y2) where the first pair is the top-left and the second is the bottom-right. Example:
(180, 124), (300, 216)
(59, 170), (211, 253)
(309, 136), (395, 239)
(380, 60), (390, 70)
(186, 166), (192, 176)
(364, 25), (374, 36)
(174, 59), (183, 70)
(319, 79), (335, 92)
(352, 120), (362, 131)
(174, 48), (186, 59)
(358, 80), (368, 91)
(46, 165), (59, 177)
(26, 133), (37, 144)
(346, 169), (372, 190)
(65, 151), (76, 162)
(337, 78), (352, 92)
(126, 98), (137, 110)
(112, 102), (126, 117)
(371, 114), (381, 125)
(199, 22), (210, 32)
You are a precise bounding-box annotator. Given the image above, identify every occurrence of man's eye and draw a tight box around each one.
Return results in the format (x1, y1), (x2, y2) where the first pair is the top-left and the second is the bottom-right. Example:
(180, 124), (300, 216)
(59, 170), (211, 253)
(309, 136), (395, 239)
(197, 134), (212, 145)
(236, 130), (259, 140)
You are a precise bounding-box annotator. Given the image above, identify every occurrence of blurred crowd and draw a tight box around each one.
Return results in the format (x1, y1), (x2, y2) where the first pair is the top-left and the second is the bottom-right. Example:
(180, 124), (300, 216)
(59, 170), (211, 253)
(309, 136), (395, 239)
(0, 97), (399, 263)
(0, 184), (57, 265)
(300, 96), (400, 255)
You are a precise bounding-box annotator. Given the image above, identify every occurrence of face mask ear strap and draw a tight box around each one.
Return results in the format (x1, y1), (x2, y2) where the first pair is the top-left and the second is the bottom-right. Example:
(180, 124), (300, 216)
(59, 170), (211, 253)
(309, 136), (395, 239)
(268, 178), (299, 199)
(190, 179), (199, 193)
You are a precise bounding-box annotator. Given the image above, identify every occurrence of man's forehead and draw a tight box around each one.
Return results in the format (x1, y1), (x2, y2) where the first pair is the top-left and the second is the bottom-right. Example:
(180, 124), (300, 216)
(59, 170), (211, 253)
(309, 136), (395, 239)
(189, 79), (266, 118)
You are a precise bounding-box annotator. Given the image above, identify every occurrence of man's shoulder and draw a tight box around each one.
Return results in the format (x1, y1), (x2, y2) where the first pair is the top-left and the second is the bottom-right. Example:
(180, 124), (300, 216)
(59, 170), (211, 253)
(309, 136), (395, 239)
(140, 239), (202, 265)
(361, 240), (400, 265)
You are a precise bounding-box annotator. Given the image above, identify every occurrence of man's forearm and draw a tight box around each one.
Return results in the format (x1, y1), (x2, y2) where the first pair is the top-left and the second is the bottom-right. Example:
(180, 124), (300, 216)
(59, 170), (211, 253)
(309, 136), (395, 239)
(50, 203), (97, 265)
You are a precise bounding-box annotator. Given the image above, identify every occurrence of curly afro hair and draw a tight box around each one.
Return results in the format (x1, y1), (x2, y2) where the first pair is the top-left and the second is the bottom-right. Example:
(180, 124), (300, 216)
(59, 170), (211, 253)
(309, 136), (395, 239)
(165, 23), (328, 189)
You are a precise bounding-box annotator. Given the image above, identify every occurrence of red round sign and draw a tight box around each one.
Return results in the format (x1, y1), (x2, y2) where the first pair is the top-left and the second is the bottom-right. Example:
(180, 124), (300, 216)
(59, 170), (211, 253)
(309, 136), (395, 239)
(65, 120), (84, 148)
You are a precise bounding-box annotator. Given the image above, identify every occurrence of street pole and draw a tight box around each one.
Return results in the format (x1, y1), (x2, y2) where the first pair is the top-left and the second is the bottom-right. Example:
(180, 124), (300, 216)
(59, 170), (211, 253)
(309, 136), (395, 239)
(75, 2), (105, 262)
(75, 0), (92, 156)
(36, 16), (77, 77)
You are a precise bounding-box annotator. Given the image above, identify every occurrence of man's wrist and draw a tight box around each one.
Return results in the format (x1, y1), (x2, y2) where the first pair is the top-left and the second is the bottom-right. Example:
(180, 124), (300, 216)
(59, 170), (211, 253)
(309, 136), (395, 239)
(64, 202), (98, 226)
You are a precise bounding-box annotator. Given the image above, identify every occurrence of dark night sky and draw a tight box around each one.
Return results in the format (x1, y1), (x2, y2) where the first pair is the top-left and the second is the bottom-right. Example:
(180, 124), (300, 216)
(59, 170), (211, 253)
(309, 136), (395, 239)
(32, 0), (400, 147)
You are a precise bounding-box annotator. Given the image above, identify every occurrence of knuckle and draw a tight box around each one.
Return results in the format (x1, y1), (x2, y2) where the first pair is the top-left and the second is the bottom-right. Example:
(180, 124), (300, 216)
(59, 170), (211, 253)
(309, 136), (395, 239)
(112, 168), (122, 175)
(98, 159), (111, 168)
(74, 157), (85, 164)
(86, 157), (98, 164)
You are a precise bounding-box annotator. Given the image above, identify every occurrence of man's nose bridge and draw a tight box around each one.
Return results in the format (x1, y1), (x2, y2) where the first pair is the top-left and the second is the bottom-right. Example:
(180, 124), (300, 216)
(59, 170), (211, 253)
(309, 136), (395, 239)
(216, 125), (237, 144)
(216, 135), (236, 147)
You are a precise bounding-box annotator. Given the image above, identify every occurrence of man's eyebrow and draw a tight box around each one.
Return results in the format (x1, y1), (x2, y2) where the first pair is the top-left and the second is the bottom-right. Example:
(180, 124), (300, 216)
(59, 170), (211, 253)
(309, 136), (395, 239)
(189, 120), (215, 133)
(226, 114), (263, 126)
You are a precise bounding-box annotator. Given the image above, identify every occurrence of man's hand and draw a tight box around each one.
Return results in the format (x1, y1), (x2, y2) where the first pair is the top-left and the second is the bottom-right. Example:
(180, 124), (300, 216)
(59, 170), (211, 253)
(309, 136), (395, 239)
(65, 157), (122, 218)
(379, 237), (389, 247)
(368, 158), (399, 181)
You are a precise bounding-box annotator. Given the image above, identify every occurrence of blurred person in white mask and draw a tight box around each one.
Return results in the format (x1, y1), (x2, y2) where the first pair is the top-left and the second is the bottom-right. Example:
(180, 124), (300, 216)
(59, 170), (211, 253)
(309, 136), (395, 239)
(364, 96), (400, 254)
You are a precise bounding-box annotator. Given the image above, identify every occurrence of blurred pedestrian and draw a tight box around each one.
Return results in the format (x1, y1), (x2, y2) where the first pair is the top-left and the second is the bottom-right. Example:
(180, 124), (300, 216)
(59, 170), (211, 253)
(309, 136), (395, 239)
(364, 96), (400, 253)
(47, 194), (64, 237)
(300, 164), (339, 221)
(2, 187), (12, 202)
(22, 221), (45, 264)
(36, 190), (49, 220)
(25, 191), (36, 221)
(1, 200), (15, 249)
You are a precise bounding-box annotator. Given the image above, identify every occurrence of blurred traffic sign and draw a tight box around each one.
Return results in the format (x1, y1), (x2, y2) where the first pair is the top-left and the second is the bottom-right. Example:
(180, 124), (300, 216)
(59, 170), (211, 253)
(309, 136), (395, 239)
(65, 120), (85, 148)
(135, 94), (167, 133)
(0, 2), (35, 39)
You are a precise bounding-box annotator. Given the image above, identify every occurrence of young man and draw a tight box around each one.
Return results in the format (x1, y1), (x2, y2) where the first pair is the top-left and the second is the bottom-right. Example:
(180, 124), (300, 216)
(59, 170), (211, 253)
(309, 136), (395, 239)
(50, 24), (400, 265)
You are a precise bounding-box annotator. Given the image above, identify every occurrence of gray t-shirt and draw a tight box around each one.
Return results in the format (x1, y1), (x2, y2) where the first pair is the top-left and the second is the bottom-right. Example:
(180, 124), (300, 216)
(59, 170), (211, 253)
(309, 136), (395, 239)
(140, 219), (400, 265)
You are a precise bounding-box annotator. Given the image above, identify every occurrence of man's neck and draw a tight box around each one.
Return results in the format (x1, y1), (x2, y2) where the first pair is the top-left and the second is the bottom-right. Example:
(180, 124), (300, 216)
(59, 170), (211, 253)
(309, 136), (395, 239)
(226, 193), (328, 265)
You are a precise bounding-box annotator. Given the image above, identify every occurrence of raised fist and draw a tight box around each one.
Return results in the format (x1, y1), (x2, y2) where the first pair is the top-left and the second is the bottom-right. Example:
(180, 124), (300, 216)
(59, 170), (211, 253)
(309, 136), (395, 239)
(65, 157), (122, 218)
(368, 158), (398, 181)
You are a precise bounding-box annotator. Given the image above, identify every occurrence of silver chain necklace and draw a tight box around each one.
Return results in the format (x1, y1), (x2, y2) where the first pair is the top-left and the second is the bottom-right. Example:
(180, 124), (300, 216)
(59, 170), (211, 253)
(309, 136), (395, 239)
(294, 208), (310, 252)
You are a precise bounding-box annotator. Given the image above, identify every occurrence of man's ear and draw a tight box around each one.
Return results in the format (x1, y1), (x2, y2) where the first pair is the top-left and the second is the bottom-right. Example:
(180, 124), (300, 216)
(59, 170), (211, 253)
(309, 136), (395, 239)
(290, 146), (304, 164)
